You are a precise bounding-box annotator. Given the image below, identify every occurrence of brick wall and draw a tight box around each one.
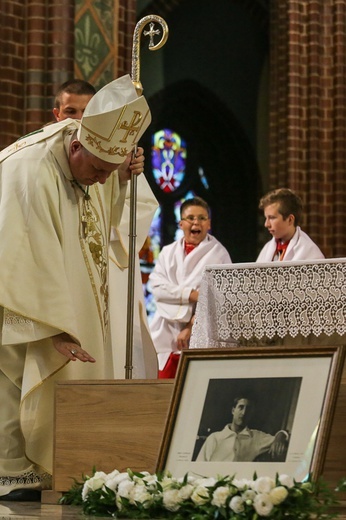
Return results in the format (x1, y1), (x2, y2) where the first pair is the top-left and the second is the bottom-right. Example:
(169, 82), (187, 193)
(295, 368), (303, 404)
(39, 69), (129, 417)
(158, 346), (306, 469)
(269, 0), (346, 258)
(0, 0), (74, 147)
(119, 0), (136, 78)
(0, 0), (136, 146)
(0, 0), (26, 148)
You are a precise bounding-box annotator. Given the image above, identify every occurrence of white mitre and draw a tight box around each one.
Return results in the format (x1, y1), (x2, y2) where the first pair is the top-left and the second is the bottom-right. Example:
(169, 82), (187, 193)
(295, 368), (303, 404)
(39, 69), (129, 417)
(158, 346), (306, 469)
(77, 74), (151, 164)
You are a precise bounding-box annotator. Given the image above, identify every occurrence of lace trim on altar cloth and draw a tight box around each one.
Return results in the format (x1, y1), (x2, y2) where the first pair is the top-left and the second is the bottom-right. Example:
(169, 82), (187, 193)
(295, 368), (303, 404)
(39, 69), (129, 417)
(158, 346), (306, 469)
(191, 258), (346, 348)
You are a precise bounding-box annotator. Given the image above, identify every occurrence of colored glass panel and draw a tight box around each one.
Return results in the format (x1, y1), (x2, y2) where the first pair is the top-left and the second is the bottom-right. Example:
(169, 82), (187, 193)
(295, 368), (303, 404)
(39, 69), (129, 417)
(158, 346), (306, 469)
(152, 128), (186, 192)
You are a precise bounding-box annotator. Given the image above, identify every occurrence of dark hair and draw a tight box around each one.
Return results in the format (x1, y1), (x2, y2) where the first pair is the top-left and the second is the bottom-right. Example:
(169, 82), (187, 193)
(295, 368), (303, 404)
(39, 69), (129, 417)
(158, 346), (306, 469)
(232, 395), (254, 408)
(54, 79), (96, 108)
(258, 188), (303, 226)
(180, 196), (210, 218)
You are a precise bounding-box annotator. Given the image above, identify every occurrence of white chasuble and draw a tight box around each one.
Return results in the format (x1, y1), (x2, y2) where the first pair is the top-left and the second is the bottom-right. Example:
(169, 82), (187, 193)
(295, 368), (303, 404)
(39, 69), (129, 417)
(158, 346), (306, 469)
(0, 120), (126, 473)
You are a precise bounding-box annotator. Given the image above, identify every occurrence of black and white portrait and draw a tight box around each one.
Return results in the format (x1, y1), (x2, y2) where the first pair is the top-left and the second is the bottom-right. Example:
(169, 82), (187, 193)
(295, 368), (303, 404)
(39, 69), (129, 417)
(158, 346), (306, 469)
(192, 377), (301, 462)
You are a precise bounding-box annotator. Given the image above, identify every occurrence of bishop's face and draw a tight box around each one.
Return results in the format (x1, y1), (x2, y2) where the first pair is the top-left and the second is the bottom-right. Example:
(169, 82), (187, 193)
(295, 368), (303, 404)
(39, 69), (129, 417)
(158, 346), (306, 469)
(179, 205), (211, 246)
(69, 140), (118, 185)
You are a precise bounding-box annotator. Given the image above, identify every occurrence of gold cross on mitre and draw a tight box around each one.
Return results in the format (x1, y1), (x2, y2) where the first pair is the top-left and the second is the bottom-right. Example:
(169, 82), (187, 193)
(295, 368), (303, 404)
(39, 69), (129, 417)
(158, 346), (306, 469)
(77, 75), (151, 161)
(119, 111), (143, 142)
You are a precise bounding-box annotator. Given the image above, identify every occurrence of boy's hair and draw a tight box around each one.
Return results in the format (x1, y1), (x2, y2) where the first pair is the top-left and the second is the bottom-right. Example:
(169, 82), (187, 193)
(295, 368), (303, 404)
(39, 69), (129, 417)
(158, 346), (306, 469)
(258, 188), (303, 226)
(232, 394), (255, 409)
(54, 79), (96, 108)
(180, 196), (210, 218)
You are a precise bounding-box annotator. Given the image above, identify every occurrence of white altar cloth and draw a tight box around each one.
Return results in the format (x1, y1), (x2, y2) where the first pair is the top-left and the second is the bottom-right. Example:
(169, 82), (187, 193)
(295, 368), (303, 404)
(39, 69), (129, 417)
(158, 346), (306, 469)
(190, 258), (346, 348)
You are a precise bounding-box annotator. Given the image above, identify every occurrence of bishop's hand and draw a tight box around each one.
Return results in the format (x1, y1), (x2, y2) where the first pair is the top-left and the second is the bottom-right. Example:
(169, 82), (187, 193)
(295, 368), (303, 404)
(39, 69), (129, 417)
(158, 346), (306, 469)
(52, 332), (96, 363)
(118, 146), (145, 183)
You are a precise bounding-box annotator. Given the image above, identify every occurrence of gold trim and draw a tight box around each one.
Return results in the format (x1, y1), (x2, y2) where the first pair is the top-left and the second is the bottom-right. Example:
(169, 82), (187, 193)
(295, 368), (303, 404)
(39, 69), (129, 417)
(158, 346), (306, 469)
(80, 106), (151, 157)
(75, 186), (107, 343)
(20, 356), (70, 474)
(84, 134), (128, 157)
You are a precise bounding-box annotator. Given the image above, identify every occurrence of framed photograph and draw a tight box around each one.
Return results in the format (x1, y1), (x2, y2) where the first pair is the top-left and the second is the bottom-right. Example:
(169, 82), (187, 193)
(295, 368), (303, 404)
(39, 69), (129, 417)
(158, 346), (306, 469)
(157, 345), (345, 481)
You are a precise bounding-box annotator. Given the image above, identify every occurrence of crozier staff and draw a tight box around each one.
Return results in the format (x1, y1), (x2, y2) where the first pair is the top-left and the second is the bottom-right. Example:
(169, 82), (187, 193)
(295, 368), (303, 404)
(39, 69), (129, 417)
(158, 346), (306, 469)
(125, 14), (169, 378)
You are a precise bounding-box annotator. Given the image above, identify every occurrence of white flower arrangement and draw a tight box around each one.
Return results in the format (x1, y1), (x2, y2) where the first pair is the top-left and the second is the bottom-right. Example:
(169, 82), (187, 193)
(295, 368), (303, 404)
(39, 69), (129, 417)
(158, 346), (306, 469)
(60, 468), (345, 519)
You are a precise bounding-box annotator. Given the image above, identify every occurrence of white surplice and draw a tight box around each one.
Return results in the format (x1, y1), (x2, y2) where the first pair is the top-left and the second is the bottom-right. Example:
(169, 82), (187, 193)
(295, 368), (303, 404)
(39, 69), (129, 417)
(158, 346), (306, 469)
(256, 226), (325, 262)
(149, 234), (231, 370)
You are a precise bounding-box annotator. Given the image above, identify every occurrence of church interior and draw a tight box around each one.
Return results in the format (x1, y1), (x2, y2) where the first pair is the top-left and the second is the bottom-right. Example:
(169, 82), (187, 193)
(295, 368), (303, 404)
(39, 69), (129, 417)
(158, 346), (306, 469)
(0, 0), (345, 518)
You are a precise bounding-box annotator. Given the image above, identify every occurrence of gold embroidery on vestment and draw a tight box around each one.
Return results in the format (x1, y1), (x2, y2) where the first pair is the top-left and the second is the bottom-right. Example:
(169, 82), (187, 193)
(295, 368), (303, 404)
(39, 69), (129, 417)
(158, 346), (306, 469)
(75, 186), (109, 340)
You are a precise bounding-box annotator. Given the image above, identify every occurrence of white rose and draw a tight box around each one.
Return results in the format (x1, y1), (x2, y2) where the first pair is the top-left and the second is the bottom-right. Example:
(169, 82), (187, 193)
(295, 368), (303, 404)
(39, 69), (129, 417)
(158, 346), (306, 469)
(178, 483), (194, 501)
(88, 471), (107, 489)
(133, 471), (150, 484)
(253, 493), (274, 516)
(229, 495), (245, 513)
(191, 485), (210, 505)
(232, 478), (252, 490)
(129, 483), (153, 508)
(110, 472), (131, 487)
(163, 488), (181, 511)
(104, 476), (119, 492)
(104, 470), (123, 492)
(278, 474), (295, 488)
(117, 479), (135, 499)
(142, 473), (158, 489)
(194, 477), (216, 488)
(242, 489), (256, 503)
(177, 475), (197, 485)
(252, 476), (276, 494)
(269, 486), (288, 505)
(82, 471), (107, 500)
(106, 469), (120, 479)
(211, 486), (230, 507)
(161, 475), (176, 490)
(143, 474), (157, 484)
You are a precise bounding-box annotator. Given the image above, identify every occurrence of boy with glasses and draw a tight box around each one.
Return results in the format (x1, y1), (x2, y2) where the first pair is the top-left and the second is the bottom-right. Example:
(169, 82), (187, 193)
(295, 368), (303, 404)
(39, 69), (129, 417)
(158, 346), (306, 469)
(149, 196), (232, 378)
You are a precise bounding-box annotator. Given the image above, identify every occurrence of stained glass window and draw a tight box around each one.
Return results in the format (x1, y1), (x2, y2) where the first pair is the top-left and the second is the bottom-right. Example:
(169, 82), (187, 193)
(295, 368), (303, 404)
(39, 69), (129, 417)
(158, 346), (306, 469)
(152, 129), (186, 192)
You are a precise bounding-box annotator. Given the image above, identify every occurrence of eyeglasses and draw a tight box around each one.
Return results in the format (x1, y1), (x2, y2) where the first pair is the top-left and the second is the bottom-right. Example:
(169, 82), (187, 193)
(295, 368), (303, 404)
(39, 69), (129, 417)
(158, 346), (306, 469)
(181, 215), (209, 223)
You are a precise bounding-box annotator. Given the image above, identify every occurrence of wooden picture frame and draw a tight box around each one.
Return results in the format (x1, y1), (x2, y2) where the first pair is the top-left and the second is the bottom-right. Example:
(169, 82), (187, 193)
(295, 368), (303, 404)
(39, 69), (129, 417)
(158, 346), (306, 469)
(157, 346), (345, 481)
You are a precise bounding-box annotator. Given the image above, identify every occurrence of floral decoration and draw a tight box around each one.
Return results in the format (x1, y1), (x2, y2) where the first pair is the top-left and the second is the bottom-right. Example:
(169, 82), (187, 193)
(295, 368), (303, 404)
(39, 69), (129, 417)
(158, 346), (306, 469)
(60, 468), (346, 519)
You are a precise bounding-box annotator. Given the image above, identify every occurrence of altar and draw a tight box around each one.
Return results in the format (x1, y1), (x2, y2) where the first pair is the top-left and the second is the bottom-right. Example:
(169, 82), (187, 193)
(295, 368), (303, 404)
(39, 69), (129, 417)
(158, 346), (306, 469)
(50, 258), (346, 504)
(190, 257), (346, 348)
(190, 257), (346, 498)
